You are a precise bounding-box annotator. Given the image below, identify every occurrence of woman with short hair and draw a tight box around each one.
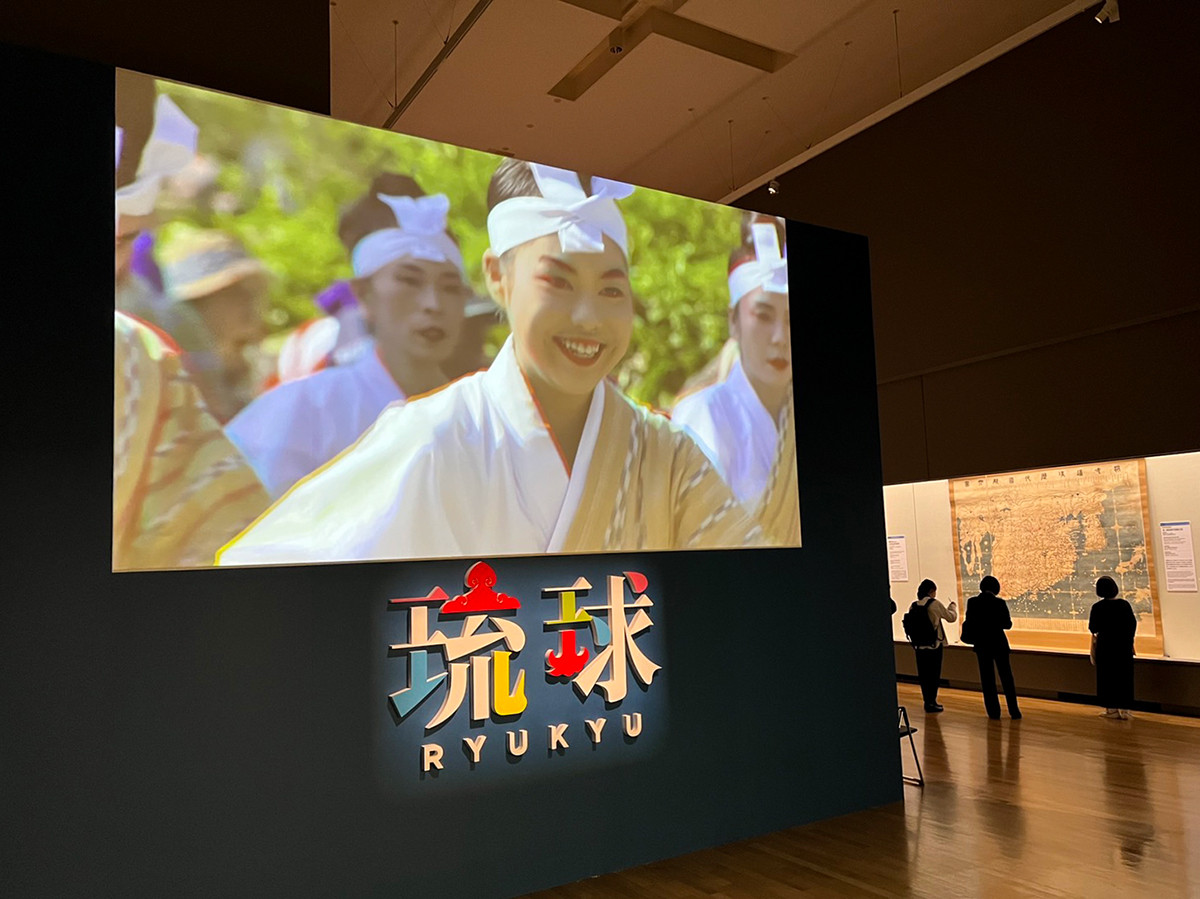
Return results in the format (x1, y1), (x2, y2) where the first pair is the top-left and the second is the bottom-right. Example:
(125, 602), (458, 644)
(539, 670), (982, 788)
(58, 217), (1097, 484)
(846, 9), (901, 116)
(909, 579), (957, 713)
(1089, 575), (1137, 719)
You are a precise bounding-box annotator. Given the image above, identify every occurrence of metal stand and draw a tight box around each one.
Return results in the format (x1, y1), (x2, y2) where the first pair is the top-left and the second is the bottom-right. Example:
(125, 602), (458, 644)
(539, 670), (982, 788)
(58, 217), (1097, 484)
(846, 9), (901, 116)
(898, 706), (924, 787)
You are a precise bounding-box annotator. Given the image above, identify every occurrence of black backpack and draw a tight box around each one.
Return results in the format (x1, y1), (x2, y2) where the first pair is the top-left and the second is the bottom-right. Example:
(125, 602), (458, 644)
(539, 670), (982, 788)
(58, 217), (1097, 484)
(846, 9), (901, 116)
(902, 599), (938, 647)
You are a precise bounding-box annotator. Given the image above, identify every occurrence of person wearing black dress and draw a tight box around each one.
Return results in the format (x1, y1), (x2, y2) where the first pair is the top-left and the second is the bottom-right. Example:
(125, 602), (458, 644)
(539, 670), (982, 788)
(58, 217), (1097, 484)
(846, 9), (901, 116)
(1088, 575), (1137, 720)
(961, 575), (1021, 720)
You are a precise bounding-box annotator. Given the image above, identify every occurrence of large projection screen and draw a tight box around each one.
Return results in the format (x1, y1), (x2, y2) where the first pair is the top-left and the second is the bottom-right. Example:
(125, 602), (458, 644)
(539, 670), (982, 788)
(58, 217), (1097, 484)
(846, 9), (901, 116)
(113, 71), (802, 571)
(6, 40), (902, 899)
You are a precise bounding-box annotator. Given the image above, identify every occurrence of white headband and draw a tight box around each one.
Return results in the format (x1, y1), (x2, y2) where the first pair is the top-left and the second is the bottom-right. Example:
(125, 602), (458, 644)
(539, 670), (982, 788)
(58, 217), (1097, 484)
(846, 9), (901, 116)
(115, 94), (199, 217)
(728, 222), (788, 307)
(350, 193), (465, 279)
(486, 163), (634, 258)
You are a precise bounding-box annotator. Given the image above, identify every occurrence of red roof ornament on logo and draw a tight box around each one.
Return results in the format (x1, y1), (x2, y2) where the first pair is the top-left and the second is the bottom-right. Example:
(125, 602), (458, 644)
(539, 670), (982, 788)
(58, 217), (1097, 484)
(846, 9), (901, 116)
(440, 561), (521, 613)
(624, 571), (648, 593)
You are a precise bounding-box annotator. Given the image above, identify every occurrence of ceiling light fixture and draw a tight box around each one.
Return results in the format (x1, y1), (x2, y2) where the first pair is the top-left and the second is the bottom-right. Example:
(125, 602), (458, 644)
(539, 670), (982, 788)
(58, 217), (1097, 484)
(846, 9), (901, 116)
(767, 180), (781, 196)
(1094, 0), (1119, 24)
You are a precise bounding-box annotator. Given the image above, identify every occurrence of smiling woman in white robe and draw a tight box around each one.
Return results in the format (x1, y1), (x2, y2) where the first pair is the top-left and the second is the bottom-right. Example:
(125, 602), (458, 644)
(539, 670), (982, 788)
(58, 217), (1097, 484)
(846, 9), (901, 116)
(217, 161), (764, 566)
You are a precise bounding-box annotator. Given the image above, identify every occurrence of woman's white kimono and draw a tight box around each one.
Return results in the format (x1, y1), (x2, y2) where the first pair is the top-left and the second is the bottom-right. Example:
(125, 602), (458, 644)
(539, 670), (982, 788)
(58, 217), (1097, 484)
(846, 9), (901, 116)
(226, 347), (404, 498)
(218, 339), (765, 566)
(672, 358), (801, 547)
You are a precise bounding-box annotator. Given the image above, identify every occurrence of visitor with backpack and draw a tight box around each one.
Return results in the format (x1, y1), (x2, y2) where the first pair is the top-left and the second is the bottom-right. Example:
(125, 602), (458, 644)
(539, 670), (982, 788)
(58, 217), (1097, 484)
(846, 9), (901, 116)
(904, 579), (957, 713)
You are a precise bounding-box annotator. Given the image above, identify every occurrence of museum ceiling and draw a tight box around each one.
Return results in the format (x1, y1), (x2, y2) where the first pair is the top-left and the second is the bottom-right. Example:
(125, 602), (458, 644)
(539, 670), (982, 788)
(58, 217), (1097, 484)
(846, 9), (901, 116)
(330, 0), (1094, 203)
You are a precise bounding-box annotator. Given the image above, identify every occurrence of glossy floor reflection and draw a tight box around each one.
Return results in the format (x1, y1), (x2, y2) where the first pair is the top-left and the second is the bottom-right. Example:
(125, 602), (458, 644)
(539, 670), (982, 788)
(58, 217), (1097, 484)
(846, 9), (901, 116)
(522, 684), (1200, 898)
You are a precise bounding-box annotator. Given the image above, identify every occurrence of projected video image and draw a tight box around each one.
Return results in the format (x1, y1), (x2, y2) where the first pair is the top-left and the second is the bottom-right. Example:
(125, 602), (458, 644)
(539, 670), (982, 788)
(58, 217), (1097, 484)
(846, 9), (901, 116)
(113, 70), (801, 570)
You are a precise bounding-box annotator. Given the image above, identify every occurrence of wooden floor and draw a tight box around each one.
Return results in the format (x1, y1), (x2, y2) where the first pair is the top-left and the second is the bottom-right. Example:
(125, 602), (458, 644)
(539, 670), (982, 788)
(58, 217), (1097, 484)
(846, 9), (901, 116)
(522, 684), (1200, 898)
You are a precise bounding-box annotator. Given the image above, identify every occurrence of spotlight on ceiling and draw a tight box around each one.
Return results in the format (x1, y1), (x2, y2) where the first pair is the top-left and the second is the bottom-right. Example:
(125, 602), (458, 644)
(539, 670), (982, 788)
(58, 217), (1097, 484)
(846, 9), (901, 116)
(1094, 0), (1119, 23)
(767, 179), (781, 196)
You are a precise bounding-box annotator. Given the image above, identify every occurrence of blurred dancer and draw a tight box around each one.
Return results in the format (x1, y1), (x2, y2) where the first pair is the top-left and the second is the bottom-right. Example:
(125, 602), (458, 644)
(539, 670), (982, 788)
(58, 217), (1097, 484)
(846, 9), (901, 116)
(672, 217), (800, 545)
(115, 73), (214, 371)
(225, 173), (471, 497)
(160, 229), (269, 422)
(114, 72), (268, 569)
(113, 313), (269, 568)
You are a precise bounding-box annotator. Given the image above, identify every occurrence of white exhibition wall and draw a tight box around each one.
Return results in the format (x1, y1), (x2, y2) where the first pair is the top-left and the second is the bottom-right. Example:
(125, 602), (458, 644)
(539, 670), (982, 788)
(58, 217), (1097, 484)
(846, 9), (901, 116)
(886, 451), (1200, 662)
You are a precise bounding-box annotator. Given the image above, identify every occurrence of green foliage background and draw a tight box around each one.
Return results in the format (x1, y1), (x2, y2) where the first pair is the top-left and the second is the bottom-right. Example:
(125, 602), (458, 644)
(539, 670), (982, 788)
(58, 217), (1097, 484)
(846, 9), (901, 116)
(155, 80), (744, 408)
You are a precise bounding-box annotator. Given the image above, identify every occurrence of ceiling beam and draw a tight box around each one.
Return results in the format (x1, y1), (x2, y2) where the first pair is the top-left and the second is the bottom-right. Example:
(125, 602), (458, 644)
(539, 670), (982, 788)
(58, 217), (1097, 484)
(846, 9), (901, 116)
(556, 0), (638, 19)
(382, 0), (495, 130)
(550, 1), (793, 101)
(646, 8), (794, 73)
(549, 13), (655, 100)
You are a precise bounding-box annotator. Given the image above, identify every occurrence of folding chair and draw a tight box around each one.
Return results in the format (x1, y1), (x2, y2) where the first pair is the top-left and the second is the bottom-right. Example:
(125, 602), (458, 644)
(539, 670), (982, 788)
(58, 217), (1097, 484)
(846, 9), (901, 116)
(898, 706), (924, 787)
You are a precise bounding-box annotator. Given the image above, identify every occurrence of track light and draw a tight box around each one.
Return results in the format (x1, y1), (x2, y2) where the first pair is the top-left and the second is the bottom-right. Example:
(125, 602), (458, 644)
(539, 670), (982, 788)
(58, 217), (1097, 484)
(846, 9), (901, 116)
(1094, 0), (1119, 24)
(767, 179), (780, 195)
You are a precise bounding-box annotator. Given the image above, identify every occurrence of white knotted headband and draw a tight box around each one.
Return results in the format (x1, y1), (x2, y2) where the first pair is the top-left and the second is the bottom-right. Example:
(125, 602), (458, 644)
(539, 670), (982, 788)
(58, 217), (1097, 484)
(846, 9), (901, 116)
(350, 193), (465, 278)
(486, 163), (634, 258)
(115, 94), (199, 217)
(350, 192), (465, 279)
(728, 222), (789, 307)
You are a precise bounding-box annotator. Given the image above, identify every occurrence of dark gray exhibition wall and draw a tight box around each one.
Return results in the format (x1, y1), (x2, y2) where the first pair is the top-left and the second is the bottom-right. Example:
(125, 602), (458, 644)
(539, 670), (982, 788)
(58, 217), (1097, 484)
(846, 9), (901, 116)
(895, 644), (1200, 718)
(1, 43), (900, 897)
(740, 3), (1200, 487)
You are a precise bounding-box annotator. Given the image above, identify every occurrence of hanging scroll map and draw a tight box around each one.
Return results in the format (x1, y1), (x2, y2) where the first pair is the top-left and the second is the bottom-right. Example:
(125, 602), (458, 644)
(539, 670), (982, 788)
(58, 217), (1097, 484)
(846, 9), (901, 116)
(950, 459), (1163, 654)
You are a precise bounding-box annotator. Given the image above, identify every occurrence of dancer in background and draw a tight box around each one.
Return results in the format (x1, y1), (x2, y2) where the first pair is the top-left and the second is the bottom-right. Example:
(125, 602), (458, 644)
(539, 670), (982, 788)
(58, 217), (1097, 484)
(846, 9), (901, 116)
(1089, 575), (1137, 719)
(672, 216), (800, 545)
(114, 72), (268, 570)
(116, 73), (225, 398)
(225, 174), (471, 497)
(218, 160), (763, 565)
(114, 314), (270, 569)
(159, 229), (269, 422)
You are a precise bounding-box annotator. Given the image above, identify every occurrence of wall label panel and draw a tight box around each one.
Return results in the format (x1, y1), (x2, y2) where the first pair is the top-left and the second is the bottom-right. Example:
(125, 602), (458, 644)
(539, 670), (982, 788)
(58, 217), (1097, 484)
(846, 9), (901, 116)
(1161, 522), (1197, 593)
(887, 535), (909, 582)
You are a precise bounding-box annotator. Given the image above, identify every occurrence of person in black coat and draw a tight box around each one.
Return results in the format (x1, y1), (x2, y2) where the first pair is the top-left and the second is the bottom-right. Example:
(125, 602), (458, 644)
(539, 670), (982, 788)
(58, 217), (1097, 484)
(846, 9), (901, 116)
(961, 575), (1021, 719)
(1089, 575), (1137, 719)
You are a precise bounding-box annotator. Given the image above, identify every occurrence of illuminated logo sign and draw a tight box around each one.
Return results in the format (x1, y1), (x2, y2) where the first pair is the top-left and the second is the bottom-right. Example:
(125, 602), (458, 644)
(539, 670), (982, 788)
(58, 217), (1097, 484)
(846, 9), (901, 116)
(378, 559), (665, 780)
